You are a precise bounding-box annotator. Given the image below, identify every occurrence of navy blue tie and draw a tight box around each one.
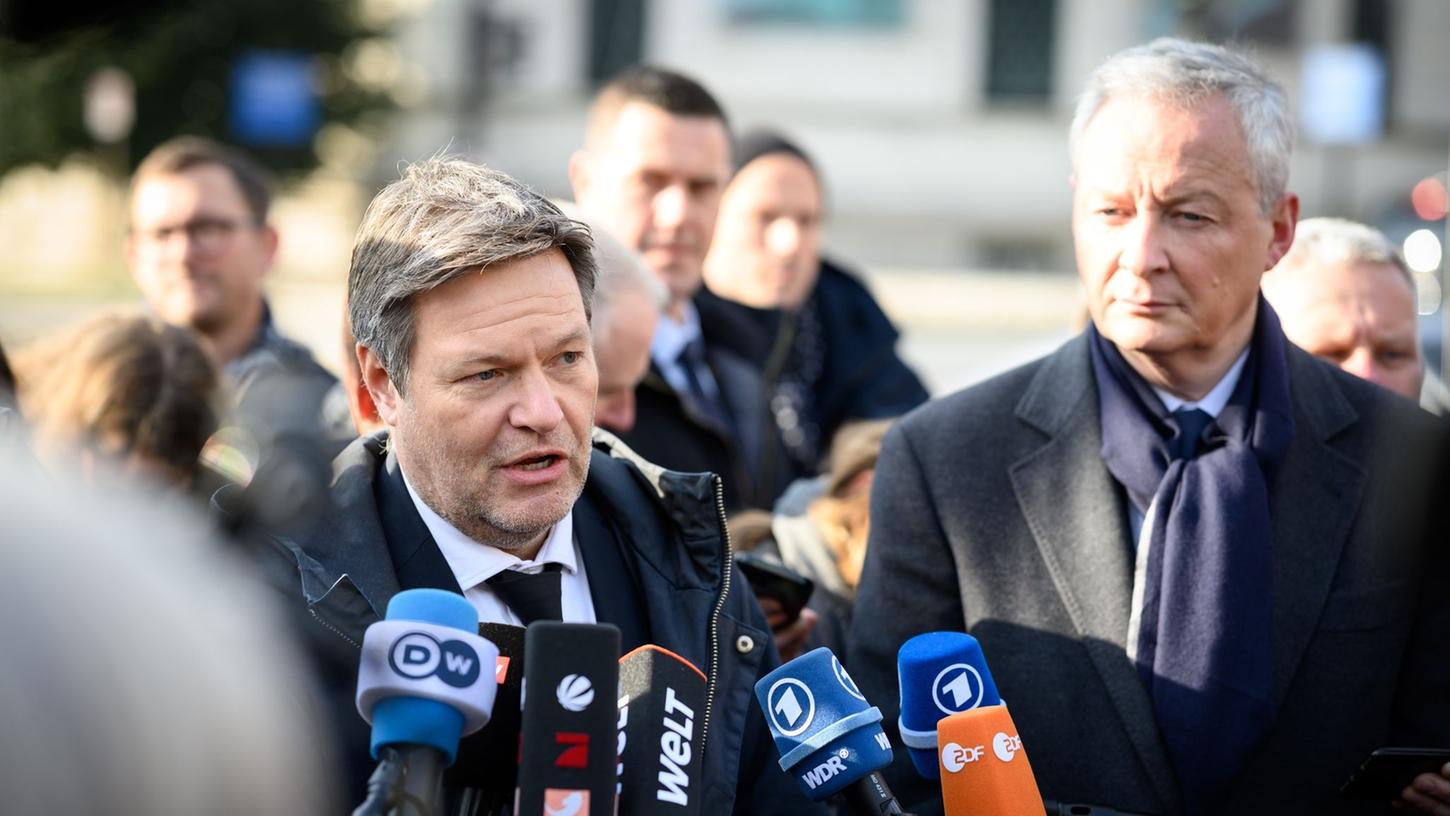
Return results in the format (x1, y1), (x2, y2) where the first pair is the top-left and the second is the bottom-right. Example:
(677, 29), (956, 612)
(1169, 408), (1214, 461)
(677, 339), (732, 432)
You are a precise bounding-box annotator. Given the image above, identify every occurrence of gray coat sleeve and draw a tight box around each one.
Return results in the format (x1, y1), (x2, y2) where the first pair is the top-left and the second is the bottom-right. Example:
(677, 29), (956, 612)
(845, 420), (967, 815)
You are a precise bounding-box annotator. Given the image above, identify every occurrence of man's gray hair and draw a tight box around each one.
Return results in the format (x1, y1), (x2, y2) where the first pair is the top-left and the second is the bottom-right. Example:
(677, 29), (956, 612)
(585, 221), (668, 347)
(1274, 216), (1414, 289)
(1070, 37), (1294, 214)
(348, 157), (596, 394)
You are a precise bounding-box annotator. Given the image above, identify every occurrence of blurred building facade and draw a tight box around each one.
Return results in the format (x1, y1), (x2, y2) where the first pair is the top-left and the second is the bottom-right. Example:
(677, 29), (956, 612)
(382, 0), (1450, 273)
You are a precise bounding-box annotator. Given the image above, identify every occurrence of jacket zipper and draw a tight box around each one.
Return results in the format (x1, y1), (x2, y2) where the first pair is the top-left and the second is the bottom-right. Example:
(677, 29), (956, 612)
(309, 606), (362, 650)
(698, 473), (732, 752)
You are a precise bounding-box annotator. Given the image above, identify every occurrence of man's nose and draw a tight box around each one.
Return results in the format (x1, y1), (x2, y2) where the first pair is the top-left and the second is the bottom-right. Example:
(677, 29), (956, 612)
(509, 369), (565, 432)
(653, 184), (690, 231)
(765, 218), (803, 258)
(1340, 347), (1379, 383)
(1117, 213), (1170, 277)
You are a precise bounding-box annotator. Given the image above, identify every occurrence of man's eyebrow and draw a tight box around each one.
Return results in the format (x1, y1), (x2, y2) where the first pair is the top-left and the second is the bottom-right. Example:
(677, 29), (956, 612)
(1161, 187), (1230, 209)
(548, 328), (590, 350)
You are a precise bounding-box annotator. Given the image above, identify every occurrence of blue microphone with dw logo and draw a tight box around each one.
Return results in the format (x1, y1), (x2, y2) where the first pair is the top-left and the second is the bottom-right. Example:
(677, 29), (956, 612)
(353, 588), (500, 815)
(755, 647), (912, 814)
(896, 631), (1002, 778)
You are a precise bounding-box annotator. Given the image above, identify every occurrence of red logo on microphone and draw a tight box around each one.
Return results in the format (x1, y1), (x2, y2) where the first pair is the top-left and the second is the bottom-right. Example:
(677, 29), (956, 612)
(555, 732), (589, 768)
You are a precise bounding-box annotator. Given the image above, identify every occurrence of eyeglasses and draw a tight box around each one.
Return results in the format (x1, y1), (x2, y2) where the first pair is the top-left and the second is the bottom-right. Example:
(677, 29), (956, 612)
(133, 216), (259, 250)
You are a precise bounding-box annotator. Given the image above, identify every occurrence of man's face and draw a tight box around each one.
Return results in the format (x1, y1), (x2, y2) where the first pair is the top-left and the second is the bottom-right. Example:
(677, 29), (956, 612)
(1072, 93), (1296, 373)
(705, 153), (823, 309)
(1269, 260), (1424, 399)
(572, 102), (731, 306)
(594, 288), (658, 432)
(127, 165), (276, 335)
(365, 250), (597, 550)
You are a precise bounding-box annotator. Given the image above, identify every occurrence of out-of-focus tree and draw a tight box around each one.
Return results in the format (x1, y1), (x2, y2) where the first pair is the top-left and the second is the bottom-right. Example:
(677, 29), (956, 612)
(0, 0), (395, 178)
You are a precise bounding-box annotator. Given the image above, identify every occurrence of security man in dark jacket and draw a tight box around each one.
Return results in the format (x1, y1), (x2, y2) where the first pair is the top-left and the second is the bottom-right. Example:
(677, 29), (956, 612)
(250, 156), (819, 814)
(569, 66), (794, 513)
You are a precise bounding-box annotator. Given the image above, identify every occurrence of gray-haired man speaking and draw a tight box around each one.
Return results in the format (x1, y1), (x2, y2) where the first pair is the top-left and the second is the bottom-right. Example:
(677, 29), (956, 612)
(257, 157), (820, 815)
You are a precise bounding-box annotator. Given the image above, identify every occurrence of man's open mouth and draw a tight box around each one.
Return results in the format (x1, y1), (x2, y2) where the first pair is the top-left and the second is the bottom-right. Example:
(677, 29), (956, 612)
(515, 455), (559, 472)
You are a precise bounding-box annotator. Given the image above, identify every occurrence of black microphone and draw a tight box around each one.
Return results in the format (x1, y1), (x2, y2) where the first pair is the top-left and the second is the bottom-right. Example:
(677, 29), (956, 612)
(446, 622), (527, 816)
(615, 645), (707, 815)
(516, 621), (621, 815)
(754, 646), (914, 815)
(352, 589), (499, 816)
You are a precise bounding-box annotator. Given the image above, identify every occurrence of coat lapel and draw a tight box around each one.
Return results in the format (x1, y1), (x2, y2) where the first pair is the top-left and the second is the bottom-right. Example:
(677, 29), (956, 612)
(1266, 348), (1366, 711)
(1008, 335), (1181, 813)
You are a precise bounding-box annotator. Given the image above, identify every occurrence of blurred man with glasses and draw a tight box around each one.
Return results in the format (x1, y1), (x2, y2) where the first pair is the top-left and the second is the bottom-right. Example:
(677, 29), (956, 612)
(128, 138), (345, 516)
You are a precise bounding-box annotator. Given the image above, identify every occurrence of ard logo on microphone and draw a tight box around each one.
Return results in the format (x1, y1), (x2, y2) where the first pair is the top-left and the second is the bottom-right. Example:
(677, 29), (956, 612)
(931, 663), (986, 715)
(387, 631), (482, 688)
(766, 678), (816, 737)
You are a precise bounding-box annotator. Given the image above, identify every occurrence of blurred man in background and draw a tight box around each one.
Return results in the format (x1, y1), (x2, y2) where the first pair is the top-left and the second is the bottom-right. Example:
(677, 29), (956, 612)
(582, 217), (667, 433)
(703, 130), (927, 478)
(128, 137), (347, 530)
(569, 66), (792, 511)
(1262, 216), (1442, 409)
(849, 38), (1449, 815)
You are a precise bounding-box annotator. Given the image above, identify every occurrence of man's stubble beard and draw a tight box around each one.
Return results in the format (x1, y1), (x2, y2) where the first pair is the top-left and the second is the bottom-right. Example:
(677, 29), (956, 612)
(407, 427), (593, 554)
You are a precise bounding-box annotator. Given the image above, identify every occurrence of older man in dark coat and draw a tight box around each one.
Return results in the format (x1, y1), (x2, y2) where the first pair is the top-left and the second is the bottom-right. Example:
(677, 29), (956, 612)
(847, 39), (1450, 816)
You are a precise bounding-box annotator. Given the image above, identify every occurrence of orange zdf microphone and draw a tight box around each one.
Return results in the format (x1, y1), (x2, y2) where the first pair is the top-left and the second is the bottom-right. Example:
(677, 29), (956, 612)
(934, 673), (1043, 812)
(615, 646), (707, 815)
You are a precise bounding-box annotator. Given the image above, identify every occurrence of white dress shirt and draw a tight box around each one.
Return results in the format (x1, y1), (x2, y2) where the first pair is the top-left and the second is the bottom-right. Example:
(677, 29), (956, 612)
(401, 472), (597, 626)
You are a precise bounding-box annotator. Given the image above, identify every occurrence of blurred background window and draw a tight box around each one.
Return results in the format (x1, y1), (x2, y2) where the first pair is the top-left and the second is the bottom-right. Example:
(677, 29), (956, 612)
(721, 0), (904, 26)
(985, 0), (1057, 103)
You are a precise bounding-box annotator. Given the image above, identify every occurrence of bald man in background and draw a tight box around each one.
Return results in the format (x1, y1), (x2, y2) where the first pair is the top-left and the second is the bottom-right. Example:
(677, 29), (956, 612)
(1262, 217), (1429, 403)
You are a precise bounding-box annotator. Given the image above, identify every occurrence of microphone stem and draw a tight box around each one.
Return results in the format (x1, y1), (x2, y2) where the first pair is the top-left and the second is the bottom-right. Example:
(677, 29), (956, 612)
(383, 745), (449, 816)
(842, 771), (915, 816)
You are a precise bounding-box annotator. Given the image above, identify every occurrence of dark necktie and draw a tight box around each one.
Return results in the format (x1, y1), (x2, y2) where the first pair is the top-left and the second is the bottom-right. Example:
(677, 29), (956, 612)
(1169, 407), (1214, 460)
(485, 564), (563, 624)
(677, 339), (732, 431)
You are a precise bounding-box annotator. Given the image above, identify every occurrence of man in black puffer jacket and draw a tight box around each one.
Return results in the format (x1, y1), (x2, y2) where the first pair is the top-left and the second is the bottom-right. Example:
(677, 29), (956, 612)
(245, 155), (820, 815)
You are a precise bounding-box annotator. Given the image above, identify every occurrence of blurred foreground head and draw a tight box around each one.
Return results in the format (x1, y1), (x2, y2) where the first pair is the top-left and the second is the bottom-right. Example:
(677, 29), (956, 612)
(0, 452), (338, 815)
(13, 309), (219, 489)
(1262, 217), (1424, 400)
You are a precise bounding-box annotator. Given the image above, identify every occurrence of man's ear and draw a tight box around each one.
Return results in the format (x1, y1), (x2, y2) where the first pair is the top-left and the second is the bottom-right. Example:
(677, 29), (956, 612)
(357, 344), (402, 426)
(567, 149), (591, 204)
(1264, 193), (1300, 270)
(257, 223), (280, 276)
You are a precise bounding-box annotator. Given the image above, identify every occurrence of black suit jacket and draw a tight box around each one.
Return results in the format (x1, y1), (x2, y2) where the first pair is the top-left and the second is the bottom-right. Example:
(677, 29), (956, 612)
(617, 291), (795, 511)
(847, 332), (1450, 815)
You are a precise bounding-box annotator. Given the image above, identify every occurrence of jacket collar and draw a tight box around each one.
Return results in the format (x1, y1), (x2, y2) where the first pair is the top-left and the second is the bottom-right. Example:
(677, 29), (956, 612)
(278, 429), (729, 646)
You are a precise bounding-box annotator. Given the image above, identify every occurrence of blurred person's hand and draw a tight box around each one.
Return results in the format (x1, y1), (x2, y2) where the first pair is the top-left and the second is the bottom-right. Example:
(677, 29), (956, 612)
(1397, 763), (1450, 814)
(758, 595), (818, 662)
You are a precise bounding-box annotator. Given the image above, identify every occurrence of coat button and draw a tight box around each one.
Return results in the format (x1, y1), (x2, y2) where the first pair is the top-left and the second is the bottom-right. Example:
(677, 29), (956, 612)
(735, 634), (755, 654)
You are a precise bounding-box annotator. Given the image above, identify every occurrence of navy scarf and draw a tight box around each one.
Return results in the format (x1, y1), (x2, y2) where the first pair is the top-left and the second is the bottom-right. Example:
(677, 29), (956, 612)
(1089, 297), (1295, 812)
